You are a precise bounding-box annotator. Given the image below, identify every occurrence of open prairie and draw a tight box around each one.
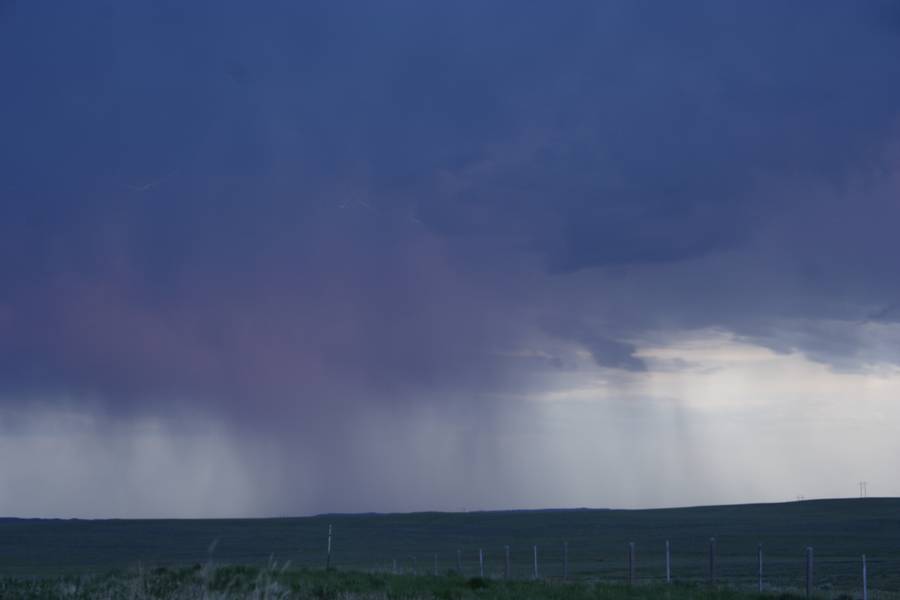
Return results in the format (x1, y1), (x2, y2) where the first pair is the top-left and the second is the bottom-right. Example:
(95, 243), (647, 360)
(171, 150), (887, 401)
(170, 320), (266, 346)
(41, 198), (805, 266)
(0, 567), (852, 600)
(2, 498), (897, 596)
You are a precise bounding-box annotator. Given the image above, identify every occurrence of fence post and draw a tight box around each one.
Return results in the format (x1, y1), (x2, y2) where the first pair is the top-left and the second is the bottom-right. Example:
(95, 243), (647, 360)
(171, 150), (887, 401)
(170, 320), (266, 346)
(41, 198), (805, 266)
(862, 554), (868, 600)
(326, 524), (333, 570)
(665, 540), (671, 584)
(708, 537), (716, 585)
(533, 545), (539, 580)
(392, 558), (397, 575)
(563, 541), (569, 581)
(805, 547), (814, 598)
(457, 549), (462, 575)
(505, 545), (511, 579)
(479, 548), (484, 577)
(627, 542), (635, 586)
(757, 544), (763, 593)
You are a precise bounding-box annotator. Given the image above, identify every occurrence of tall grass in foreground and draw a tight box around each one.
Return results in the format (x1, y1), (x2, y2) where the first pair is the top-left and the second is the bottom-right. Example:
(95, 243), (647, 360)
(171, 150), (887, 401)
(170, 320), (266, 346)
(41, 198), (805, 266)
(0, 564), (869, 600)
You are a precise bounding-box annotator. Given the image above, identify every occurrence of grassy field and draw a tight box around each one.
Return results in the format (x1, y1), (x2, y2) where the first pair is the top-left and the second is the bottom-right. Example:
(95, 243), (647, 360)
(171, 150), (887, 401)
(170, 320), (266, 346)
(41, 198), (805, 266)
(0, 566), (851, 600)
(1, 498), (898, 596)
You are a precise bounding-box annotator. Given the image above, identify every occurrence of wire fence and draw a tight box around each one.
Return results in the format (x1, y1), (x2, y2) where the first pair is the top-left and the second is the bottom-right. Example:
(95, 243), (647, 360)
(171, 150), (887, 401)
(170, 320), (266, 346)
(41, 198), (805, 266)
(318, 527), (899, 599)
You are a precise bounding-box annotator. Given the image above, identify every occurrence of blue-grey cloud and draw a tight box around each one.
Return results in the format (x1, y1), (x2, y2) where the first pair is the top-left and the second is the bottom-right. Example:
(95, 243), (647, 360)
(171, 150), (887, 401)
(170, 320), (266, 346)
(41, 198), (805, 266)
(2, 1), (900, 496)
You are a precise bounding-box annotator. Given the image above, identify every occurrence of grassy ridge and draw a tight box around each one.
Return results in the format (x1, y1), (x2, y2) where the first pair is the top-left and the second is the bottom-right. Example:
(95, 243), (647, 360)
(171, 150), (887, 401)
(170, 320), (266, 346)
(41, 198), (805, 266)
(1, 499), (898, 593)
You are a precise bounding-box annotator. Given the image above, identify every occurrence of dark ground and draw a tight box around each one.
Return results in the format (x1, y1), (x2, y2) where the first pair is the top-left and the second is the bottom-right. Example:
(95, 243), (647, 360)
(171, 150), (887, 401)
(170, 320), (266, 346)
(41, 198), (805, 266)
(1, 498), (897, 594)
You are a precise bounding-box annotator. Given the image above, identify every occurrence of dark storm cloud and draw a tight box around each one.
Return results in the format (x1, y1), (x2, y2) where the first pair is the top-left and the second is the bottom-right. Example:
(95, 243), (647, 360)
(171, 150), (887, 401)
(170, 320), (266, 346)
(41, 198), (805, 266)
(2, 0), (900, 424)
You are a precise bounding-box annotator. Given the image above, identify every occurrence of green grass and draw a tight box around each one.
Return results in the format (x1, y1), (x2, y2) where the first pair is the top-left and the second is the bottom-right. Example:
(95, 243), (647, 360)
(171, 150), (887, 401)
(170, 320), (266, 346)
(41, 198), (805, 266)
(0, 565), (833, 600)
(1, 498), (898, 595)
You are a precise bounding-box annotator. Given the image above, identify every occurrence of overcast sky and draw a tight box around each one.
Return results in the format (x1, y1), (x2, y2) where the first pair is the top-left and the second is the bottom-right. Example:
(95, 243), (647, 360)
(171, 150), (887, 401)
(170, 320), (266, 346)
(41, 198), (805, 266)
(2, 1), (900, 518)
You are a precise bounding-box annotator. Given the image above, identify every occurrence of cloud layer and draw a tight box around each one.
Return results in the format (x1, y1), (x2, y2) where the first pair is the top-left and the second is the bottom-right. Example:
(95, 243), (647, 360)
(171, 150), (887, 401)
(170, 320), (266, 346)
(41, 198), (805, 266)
(2, 1), (900, 515)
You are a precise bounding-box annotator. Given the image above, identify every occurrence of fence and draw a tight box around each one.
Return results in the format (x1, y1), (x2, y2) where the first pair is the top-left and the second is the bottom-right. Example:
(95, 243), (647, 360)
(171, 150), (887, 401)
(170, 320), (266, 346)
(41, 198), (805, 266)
(321, 524), (892, 598)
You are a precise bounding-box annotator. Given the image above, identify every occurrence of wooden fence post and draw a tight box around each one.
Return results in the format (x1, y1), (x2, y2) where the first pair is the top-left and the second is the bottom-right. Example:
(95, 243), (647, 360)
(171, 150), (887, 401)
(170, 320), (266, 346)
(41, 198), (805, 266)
(862, 554), (868, 600)
(757, 544), (763, 593)
(665, 540), (671, 584)
(457, 549), (462, 575)
(479, 548), (484, 577)
(805, 547), (814, 598)
(708, 537), (716, 585)
(505, 545), (511, 579)
(326, 524), (333, 570)
(627, 542), (635, 586)
(533, 545), (539, 580)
